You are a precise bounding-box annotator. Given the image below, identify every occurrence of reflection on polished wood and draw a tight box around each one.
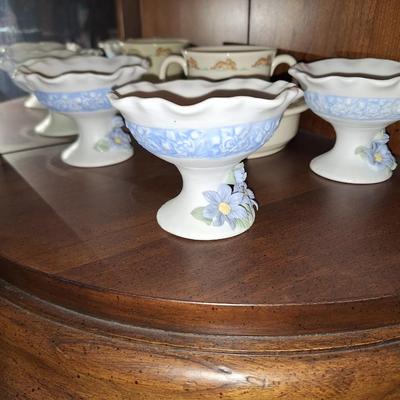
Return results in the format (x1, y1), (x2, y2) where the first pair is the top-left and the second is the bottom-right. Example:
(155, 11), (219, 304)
(0, 97), (73, 154)
(0, 119), (400, 398)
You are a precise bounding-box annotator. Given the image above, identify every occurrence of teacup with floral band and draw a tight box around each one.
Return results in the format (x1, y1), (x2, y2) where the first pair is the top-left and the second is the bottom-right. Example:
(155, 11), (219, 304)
(159, 45), (296, 80)
(99, 38), (189, 77)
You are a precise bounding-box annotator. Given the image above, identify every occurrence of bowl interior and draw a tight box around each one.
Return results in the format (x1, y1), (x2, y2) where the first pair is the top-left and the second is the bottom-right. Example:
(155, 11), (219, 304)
(22, 55), (144, 78)
(297, 58), (400, 80)
(113, 78), (295, 105)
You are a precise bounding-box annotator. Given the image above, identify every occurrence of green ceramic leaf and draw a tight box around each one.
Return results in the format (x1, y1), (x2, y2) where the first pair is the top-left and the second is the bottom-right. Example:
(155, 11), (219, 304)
(236, 217), (251, 230)
(224, 169), (236, 185)
(95, 139), (110, 153)
(191, 207), (212, 225)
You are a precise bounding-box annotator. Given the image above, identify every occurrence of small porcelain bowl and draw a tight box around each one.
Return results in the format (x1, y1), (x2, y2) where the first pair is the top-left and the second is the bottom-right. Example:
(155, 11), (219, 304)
(1, 42), (74, 109)
(289, 58), (400, 184)
(1, 43), (82, 138)
(109, 78), (302, 240)
(248, 98), (308, 158)
(14, 55), (148, 167)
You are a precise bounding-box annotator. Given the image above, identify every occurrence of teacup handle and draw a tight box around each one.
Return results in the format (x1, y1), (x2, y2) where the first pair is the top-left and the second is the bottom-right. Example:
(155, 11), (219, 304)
(271, 54), (297, 75)
(159, 55), (187, 80)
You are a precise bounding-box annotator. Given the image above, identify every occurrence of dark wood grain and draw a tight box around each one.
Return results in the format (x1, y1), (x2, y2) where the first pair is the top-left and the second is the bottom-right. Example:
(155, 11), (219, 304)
(0, 129), (400, 336)
(1, 280), (400, 399)
(0, 97), (73, 154)
(140, 0), (249, 45)
(115, 0), (141, 39)
(249, 0), (400, 154)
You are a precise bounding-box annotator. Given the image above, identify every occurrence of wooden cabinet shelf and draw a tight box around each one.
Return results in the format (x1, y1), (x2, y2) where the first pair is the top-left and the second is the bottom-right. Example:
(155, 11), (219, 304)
(0, 99), (399, 398)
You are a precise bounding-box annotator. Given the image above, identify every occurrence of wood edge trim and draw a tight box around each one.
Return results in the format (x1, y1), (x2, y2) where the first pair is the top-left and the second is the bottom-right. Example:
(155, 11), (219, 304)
(1, 255), (400, 336)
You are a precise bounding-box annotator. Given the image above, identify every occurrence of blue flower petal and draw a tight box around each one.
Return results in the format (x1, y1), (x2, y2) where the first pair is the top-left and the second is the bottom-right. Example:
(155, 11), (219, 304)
(203, 190), (220, 205)
(229, 205), (248, 219)
(203, 204), (218, 219)
(245, 188), (255, 199)
(226, 215), (237, 230)
(230, 192), (244, 207)
(218, 184), (232, 202)
(213, 212), (225, 226)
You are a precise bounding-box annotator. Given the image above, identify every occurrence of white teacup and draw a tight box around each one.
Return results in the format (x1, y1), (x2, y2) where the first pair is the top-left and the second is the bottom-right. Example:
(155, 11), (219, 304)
(117, 38), (189, 77)
(159, 45), (296, 80)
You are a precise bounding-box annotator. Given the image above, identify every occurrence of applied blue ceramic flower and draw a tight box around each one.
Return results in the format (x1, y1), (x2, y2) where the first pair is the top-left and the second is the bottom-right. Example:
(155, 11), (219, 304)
(232, 163), (258, 210)
(234, 181), (258, 210)
(94, 116), (131, 152)
(355, 132), (397, 171)
(108, 128), (131, 150)
(233, 162), (247, 184)
(202, 184), (247, 229)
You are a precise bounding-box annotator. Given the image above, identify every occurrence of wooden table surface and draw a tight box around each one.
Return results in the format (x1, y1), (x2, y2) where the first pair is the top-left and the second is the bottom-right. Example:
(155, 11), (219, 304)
(1, 129), (400, 336)
(1, 108), (400, 398)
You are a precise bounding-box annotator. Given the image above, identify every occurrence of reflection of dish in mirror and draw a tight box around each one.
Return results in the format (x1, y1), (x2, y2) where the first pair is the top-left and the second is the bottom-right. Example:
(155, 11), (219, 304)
(23, 94), (46, 109)
(34, 112), (78, 138)
(14, 55), (148, 168)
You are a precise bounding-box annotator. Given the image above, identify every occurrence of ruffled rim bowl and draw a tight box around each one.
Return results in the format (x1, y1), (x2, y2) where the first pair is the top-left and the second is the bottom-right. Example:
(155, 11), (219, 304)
(13, 55), (149, 92)
(289, 58), (400, 97)
(109, 78), (303, 129)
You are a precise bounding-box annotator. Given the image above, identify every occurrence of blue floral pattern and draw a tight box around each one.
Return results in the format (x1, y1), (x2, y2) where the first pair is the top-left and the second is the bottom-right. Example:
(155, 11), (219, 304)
(126, 118), (280, 159)
(94, 116), (132, 152)
(355, 131), (397, 171)
(304, 92), (400, 121)
(35, 88), (112, 112)
(191, 162), (258, 230)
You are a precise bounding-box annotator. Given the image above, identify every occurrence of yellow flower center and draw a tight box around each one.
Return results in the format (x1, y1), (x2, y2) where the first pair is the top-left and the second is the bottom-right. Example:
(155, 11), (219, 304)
(374, 152), (383, 162)
(218, 202), (231, 215)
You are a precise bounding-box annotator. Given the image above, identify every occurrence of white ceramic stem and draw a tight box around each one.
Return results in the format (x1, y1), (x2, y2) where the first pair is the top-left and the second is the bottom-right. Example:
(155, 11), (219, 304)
(159, 55), (187, 80)
(61, 110), (133, 168)
(157, 161), (254, 240)
(34, 111), (77, 137)
(310, 122), (392, 184)
(24, 94), (46, 109)
(271, 54), (297, 75)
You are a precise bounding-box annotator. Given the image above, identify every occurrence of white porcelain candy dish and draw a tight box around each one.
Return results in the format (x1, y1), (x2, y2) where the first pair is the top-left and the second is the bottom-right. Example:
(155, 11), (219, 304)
(1, 43), (82, 138)
(248, 98), (308, 158)
(289, 58), (400, 184)
(14, 55), (148, 167)
(1, 41), (74, 109)
(109, 78), (302, 240)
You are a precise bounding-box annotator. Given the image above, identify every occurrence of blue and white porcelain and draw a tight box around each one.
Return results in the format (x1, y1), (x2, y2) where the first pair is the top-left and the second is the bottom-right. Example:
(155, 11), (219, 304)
(289, 58), (400, 184)
(1, 41), (85, 137)
(14, 55), (148, 167)
(1, 41), (75, 110)
(109, 78), (302, 240)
